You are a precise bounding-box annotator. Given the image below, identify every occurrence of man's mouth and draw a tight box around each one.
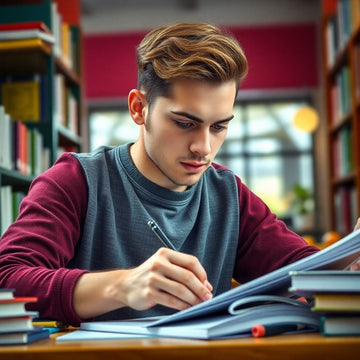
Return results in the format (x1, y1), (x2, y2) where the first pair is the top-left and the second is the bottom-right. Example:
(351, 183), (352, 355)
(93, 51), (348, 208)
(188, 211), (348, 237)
(180, 161), (208, 173)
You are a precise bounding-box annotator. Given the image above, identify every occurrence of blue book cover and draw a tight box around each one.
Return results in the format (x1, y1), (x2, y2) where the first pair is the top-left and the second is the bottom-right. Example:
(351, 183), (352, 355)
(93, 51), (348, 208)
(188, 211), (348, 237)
(0, 328), (49, 345)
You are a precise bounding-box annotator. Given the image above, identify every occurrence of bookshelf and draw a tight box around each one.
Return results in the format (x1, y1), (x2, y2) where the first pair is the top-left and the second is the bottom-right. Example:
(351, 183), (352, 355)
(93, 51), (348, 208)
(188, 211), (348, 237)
(0, 0), (85, 234)
(322, 0), (360, 235)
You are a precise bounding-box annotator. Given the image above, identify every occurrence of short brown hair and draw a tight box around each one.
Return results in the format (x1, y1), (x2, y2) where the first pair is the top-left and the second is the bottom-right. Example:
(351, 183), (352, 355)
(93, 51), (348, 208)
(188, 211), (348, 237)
(136, 22), (248, 107)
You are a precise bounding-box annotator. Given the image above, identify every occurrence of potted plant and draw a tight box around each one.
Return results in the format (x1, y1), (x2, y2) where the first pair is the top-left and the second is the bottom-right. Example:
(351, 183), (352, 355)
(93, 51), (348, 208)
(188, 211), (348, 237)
(290, 183), (314, 231)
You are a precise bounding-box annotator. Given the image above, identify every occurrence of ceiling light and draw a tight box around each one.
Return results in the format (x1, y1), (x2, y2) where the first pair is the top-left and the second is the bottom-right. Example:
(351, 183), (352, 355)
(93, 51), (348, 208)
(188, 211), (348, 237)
(293, 106), (319, 132)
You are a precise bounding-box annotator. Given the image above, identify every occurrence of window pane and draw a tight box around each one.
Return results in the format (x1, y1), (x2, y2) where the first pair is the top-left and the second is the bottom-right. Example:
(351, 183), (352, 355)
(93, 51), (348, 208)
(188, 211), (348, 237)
(215, 98), (315, 228)
(248, 156), (288, 215)
(90, 110), (137, 150)
(246, 102), (312, 152)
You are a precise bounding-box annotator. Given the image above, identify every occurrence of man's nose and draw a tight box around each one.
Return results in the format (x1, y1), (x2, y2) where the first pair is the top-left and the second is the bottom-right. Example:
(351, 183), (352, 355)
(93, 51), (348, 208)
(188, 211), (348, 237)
(189, 129), (211, 157)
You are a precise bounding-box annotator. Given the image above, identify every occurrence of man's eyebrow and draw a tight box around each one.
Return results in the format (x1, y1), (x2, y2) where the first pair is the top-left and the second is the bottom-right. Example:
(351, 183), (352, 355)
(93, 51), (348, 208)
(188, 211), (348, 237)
(170, 111), (234, 123)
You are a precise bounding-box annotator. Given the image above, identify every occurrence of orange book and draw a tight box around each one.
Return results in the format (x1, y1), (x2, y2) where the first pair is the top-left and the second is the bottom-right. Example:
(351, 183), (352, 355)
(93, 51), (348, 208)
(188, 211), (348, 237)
(15, 121), (28, 174)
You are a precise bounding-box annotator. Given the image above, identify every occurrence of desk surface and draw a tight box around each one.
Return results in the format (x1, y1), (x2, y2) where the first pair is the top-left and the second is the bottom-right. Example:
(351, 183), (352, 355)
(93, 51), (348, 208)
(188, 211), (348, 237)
(0, 332), (359, 360)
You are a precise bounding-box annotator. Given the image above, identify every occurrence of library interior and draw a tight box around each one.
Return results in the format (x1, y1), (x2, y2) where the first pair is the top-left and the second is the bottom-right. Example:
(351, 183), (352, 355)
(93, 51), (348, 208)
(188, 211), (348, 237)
(0, 0), (359, 356)
(1, 0), (359, 243)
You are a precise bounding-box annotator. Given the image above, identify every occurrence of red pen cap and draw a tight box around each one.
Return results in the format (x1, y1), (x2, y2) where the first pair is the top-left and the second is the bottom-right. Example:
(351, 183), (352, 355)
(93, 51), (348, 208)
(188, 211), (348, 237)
(252, 324), (265, 337)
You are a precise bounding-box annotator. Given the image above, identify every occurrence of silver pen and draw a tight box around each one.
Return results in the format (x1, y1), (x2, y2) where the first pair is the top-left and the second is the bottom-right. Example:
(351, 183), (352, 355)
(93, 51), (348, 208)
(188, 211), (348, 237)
(147, 220), (177, 250)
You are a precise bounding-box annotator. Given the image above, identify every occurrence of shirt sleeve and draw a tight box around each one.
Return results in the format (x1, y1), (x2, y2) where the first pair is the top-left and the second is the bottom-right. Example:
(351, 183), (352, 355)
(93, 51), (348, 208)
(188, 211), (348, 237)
(233, 175), (320, 284)
(0, 152), (89, 325)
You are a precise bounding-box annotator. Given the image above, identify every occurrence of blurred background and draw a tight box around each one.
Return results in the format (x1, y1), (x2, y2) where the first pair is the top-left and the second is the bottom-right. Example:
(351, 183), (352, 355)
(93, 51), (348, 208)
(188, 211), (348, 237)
(1, 0), (358, 245)
(80, 0), (325, 234)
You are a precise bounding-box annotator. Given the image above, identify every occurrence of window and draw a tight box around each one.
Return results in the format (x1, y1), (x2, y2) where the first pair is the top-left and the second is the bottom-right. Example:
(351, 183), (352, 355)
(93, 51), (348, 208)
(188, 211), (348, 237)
(90, 108), (137, 150)
(215, 98), (314, 227)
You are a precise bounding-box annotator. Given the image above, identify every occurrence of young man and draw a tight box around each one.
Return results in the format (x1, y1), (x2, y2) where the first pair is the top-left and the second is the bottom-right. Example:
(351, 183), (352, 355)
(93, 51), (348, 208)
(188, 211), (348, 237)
(0, 23), (357, 326)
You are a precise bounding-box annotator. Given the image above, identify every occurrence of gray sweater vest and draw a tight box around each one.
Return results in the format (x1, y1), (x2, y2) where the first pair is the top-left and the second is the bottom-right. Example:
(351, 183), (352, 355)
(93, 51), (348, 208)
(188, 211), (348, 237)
(70, 144), (239, 320)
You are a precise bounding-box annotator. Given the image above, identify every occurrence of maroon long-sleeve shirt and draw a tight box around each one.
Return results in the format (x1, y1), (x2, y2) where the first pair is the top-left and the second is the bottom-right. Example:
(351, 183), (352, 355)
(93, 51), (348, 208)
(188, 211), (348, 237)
(0, 152), (319, 325)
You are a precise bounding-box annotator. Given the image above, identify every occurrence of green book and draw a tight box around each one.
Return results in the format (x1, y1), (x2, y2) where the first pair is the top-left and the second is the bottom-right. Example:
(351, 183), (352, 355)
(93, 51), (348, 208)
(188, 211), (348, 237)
(320, 315), (360, 336)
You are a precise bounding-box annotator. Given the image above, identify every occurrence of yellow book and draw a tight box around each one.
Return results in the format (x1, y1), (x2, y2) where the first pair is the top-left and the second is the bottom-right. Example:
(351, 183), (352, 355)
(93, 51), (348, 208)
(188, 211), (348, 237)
(1, 80), (40, 122)
(0, 38), (51, 53)
(61, 23), (71, 67)
(32, 320), (67, 328)
(312, 293), (360, 312)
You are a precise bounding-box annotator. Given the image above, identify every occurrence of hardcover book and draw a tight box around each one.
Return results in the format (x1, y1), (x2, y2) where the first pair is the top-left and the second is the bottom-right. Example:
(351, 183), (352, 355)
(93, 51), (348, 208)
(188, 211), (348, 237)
(0, 297), (37, 317)
(0, 21), (52, 34)
(289, 270), (360, 296)
(78, 296), (320, 340)
(1, 80), (41, 122)
(0, 289), (14, 301)
(311, 294), (360, 312)
(0, 29), (55, 44)
(0, 328), (49, 345)
(0, 315), (35, 333)
(320, 316), (360, 336)
(151, 228), (360, 328)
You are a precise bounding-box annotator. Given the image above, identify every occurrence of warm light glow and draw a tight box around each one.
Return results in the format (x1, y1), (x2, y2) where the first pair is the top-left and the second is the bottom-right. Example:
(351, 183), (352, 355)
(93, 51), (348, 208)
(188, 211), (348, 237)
(293, 106), (319, 132)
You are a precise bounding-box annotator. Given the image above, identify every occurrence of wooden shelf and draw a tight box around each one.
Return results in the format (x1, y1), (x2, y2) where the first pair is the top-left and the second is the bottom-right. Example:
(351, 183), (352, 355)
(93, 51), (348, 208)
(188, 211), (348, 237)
(58, 123), (82, 147)
(322, 0), (360, 235)
(0, 40), (51, 75)
(0, 0), (85, 231)
(0, 167), (34, 191)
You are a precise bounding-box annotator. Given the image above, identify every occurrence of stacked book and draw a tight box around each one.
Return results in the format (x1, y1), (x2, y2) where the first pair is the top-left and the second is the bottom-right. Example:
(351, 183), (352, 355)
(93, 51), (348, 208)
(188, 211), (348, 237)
(0, 21), (55, 46)
(0, 102), (51, 176)
(0, 289), (49, 345)
(289, 270), (360, 336)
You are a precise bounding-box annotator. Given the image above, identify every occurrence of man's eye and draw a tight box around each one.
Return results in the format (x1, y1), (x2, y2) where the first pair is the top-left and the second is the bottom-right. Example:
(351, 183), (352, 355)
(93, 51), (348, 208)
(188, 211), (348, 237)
(175, 121), (193, 129)
(212, 124), (227, 131)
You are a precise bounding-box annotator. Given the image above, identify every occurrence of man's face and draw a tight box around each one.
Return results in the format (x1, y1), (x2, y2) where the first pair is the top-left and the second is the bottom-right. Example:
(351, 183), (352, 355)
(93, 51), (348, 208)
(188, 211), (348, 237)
(133, 79), (236, 192)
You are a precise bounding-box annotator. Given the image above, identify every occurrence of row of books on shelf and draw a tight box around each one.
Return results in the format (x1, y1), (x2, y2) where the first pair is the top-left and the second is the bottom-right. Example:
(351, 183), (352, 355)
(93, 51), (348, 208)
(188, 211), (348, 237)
(329, 65), (353, 123)
(0, 105), (50, 176)
(0, 187), (25, 237)
(0, 73), (79, 134)
(0, 5), (79, 72)
(51, 1), (79, 72)
(290, 270), (360, 336)
(331, 124), (353, 178)
(0, 289), (50, 345)
(325, 0), (360, 67)
(334, 186), (358, 235)
(54, 74), (79, 134)
(355, 42), (360, 101)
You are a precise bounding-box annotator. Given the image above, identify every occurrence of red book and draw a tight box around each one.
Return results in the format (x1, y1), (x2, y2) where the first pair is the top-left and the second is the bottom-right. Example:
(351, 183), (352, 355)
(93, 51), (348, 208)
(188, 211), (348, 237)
(0, 21), (51, 34)
(0, 297), (38, 317)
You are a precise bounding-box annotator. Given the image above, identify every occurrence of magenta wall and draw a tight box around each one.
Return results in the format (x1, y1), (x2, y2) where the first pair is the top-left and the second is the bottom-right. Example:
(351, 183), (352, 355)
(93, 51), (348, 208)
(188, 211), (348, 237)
(84, 23), (318, 100)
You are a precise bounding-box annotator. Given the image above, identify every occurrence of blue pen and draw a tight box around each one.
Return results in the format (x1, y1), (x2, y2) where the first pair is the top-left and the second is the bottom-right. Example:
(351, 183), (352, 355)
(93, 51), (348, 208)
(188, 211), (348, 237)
(251, 323), (305, 337)
(147, 220), (177, 251)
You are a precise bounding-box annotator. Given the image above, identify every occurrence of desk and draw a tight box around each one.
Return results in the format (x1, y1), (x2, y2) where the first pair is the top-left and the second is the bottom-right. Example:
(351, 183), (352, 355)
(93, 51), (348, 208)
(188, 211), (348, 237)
(0, 332), (359, 360)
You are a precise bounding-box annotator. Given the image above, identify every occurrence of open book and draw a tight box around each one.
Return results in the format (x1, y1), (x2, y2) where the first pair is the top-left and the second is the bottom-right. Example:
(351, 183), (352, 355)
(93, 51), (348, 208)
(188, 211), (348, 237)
(66, 228), (360, 341)
(79, 296), (320, 340)
(150, 228), (360, 327)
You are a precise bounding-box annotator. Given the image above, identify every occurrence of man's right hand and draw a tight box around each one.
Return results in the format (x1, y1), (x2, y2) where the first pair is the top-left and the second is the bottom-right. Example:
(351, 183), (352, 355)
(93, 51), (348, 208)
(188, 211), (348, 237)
(119, 247), (213, 311)
(73, 248), (213, 320)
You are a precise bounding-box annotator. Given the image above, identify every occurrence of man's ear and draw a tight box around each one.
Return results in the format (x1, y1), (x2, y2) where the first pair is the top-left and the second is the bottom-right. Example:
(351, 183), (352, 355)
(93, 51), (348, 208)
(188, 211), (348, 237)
(128, 89), (147, 125)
